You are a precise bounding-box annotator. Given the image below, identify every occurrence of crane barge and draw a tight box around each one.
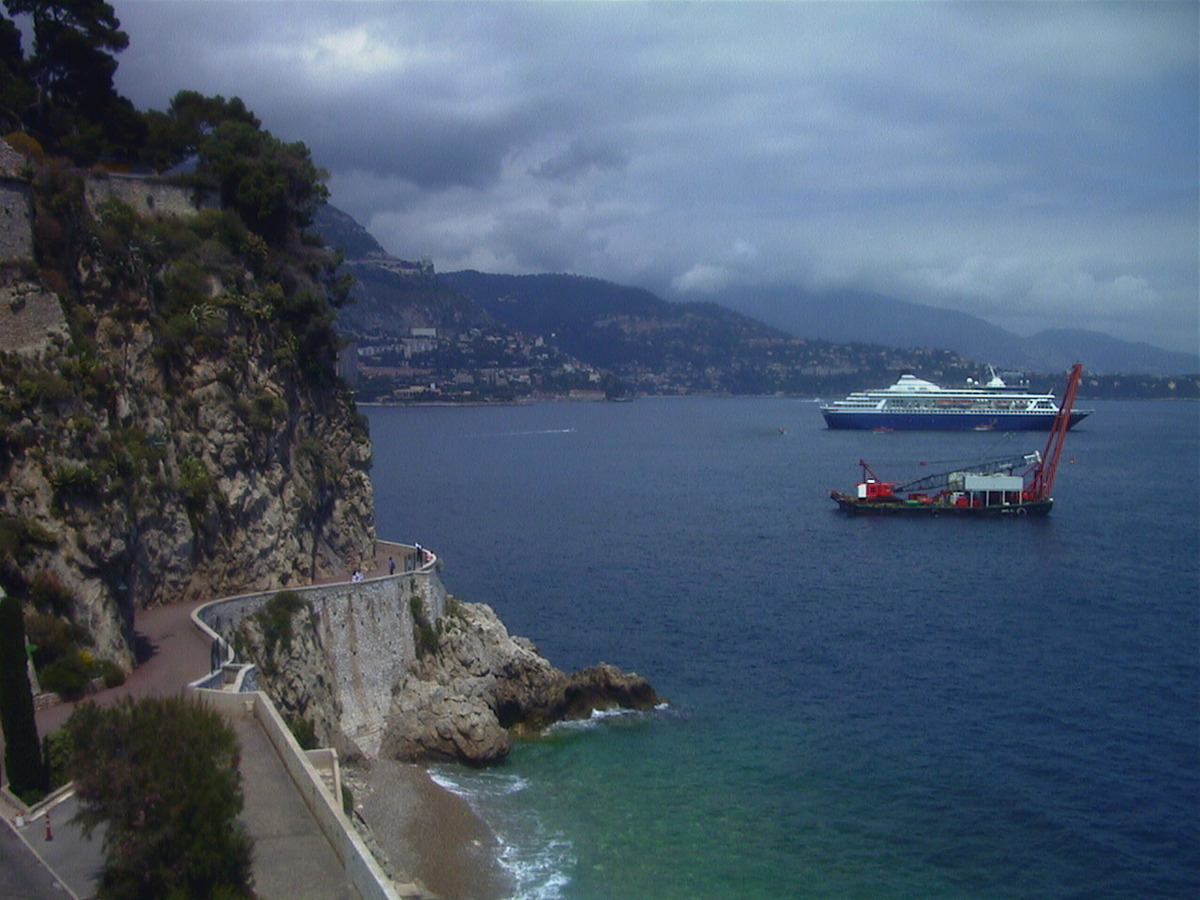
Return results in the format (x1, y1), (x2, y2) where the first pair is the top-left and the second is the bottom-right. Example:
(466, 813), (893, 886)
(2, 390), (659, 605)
(829, 364), (1083, 517)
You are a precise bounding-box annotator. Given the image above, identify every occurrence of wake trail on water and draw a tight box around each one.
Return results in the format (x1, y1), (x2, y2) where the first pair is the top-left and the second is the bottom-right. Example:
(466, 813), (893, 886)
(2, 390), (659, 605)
(466, 427), (578, 438)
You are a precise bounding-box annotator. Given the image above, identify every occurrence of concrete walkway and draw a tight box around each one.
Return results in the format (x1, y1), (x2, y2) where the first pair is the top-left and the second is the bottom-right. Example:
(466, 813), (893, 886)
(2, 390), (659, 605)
(231, 711), (361, 900)
(8, 792), (100, 899)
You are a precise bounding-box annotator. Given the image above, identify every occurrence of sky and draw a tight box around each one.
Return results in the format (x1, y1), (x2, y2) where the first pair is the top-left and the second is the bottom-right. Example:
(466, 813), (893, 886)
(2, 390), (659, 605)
(103, 1), (1197, 354)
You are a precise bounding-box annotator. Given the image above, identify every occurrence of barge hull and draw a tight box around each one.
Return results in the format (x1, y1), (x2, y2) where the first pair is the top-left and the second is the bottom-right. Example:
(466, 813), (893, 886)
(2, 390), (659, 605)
(830, 493), (1053, 517)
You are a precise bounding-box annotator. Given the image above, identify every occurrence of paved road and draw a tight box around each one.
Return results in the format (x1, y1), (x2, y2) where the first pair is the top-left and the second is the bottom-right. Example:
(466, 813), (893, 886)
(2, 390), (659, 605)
(7, 793), (102, 899)
(0, 818), (79, 900)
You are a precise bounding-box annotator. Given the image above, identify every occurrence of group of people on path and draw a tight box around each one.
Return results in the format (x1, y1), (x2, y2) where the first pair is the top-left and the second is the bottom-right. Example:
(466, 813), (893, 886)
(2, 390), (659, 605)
(350, 545), (430, 583)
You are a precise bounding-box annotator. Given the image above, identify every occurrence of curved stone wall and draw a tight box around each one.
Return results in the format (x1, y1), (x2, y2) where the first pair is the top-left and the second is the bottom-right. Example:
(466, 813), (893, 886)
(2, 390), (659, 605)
(194, 541), (447, 756)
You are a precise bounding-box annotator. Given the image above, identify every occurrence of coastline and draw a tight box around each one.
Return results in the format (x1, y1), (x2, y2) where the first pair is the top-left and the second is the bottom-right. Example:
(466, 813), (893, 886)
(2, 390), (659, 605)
(347, 758), (513, 900)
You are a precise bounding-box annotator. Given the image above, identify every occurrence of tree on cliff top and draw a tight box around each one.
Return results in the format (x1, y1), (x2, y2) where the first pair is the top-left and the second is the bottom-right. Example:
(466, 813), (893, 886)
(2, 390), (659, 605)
(2, 0), (145, 161)
(67, 696), (254, 900)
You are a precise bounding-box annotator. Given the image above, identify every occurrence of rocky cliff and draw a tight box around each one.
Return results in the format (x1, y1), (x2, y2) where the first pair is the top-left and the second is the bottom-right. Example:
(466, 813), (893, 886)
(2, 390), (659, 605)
(0, 158), (376, 670)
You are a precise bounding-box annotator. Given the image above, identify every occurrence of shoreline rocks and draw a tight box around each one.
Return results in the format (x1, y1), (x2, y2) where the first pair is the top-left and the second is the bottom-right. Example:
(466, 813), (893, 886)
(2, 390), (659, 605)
(381, 601), (660, 766)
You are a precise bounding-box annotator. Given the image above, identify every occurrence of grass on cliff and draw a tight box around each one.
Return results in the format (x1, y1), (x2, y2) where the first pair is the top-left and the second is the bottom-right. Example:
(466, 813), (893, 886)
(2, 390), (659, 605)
(410, 593), (441, 659)
(240, 590), (311, 673)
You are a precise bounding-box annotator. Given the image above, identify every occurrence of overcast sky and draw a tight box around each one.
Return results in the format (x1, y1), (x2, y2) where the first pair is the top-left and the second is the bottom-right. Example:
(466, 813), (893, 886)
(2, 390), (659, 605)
(107, 1), (1197, 353)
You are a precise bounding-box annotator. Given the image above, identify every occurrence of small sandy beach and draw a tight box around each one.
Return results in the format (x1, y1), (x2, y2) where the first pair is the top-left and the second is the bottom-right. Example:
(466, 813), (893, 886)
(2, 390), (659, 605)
(348, 758), (514, 900)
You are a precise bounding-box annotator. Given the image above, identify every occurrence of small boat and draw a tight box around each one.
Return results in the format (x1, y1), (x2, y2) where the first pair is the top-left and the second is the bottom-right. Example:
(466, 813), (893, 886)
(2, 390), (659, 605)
(820, 367), (1091, 431)
(830, 364), (1083, 517)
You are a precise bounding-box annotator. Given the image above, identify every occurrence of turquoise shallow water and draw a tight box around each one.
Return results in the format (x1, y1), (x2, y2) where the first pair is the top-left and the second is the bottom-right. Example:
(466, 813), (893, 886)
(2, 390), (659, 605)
(368, 398), (1199, 900)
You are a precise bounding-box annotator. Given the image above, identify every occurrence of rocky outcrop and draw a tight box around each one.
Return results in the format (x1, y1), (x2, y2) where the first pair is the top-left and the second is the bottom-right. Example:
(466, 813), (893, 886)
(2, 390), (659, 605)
(380, 602), (660, 765)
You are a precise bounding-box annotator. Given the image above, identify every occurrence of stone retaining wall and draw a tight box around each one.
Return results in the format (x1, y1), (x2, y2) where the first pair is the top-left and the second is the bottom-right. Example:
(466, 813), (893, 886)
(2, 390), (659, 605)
(194, 542), (447, 756)
(0, 179), (32, 261)
(0, 282), (67, 354)
(83, 174), (216, 220)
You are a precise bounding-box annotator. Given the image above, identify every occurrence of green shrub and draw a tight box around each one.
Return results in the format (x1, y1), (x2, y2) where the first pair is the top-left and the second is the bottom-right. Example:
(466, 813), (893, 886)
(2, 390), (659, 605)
(25, 610), (88, 666)
(0, 517), (58, 566)
(17, 369), (74, 404)
(254, 590), (308, 657)
(162, 259), (210, 311)
(66, 697), (255, 899)
(39, 649), (92, 699)
(175, 453), (213, 511)
(97, 659), (125, 689)
(39, 649), (123, 699)
(286, 715), (317, 751)
(49, 462), (100, 499)
(242, 388), (285, 432)
(94, 198), (137, 248)
(410, 595), (440, 659)
(151, 310), (198, 368)
(43, 728), (75, 790)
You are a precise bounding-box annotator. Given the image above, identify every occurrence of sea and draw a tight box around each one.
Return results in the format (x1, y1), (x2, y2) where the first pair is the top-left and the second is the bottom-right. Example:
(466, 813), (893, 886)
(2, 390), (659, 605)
(366, 397), (1199, 900)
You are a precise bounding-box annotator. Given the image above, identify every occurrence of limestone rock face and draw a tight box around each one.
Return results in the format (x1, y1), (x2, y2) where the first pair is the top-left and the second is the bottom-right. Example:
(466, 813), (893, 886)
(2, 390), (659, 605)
(381, 602), (660, 765)
(0, 175), (375, 669)
(234, 602), (346, 754)
(385, 683), (512, 765)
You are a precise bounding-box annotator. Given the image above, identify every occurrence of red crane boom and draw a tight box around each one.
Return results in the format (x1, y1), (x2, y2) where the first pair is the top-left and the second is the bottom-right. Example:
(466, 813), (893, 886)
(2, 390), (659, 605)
(1025, 364), (1083, 501)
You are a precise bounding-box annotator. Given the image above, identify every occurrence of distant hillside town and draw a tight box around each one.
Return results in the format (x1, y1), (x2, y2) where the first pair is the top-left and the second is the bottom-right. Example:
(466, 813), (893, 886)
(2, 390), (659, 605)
(318, 207), (1198, 403)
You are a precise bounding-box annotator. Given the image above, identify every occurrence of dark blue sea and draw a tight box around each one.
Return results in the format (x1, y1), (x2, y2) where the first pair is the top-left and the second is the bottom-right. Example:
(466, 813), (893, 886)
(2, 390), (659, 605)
(367, 398), (1199, 900)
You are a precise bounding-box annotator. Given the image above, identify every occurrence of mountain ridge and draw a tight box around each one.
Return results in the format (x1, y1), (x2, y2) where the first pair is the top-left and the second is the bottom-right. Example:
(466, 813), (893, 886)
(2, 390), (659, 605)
(700, 283), (1198, 376)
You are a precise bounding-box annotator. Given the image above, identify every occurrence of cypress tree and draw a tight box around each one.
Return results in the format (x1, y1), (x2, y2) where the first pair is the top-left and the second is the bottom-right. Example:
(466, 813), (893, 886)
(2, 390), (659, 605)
(0, 589), (47, 798)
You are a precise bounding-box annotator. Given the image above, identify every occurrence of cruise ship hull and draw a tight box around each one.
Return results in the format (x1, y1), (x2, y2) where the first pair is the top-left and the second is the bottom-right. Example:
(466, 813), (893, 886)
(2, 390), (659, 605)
(821, 409), (1091, 431)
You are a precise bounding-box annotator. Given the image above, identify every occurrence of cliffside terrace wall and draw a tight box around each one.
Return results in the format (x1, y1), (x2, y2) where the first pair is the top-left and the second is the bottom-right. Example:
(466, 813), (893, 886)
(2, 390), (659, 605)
(196, 688), (403, 900)
(196, 542), (447, 756)
(0, 280), (67, 354)
(83, 173), (217, 219)
(0, 178), (32, 261)
(0, 156), (214, 354)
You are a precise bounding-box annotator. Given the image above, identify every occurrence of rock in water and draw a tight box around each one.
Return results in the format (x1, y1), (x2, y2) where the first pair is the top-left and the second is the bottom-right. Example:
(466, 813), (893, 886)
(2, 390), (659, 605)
(381, 601), (660, 765)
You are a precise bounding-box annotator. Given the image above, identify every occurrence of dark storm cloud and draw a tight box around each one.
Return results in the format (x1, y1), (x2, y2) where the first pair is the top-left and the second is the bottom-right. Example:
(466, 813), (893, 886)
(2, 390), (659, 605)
(532, 137), (629, 183)
(105, 1), (1198, 352)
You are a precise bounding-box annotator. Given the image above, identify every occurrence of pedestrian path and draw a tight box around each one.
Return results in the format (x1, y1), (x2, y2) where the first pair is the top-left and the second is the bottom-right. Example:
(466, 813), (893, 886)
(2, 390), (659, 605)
(0, 813), (81, 900)
(1, 542), (413, 900)
(230, 711), (362, 900)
